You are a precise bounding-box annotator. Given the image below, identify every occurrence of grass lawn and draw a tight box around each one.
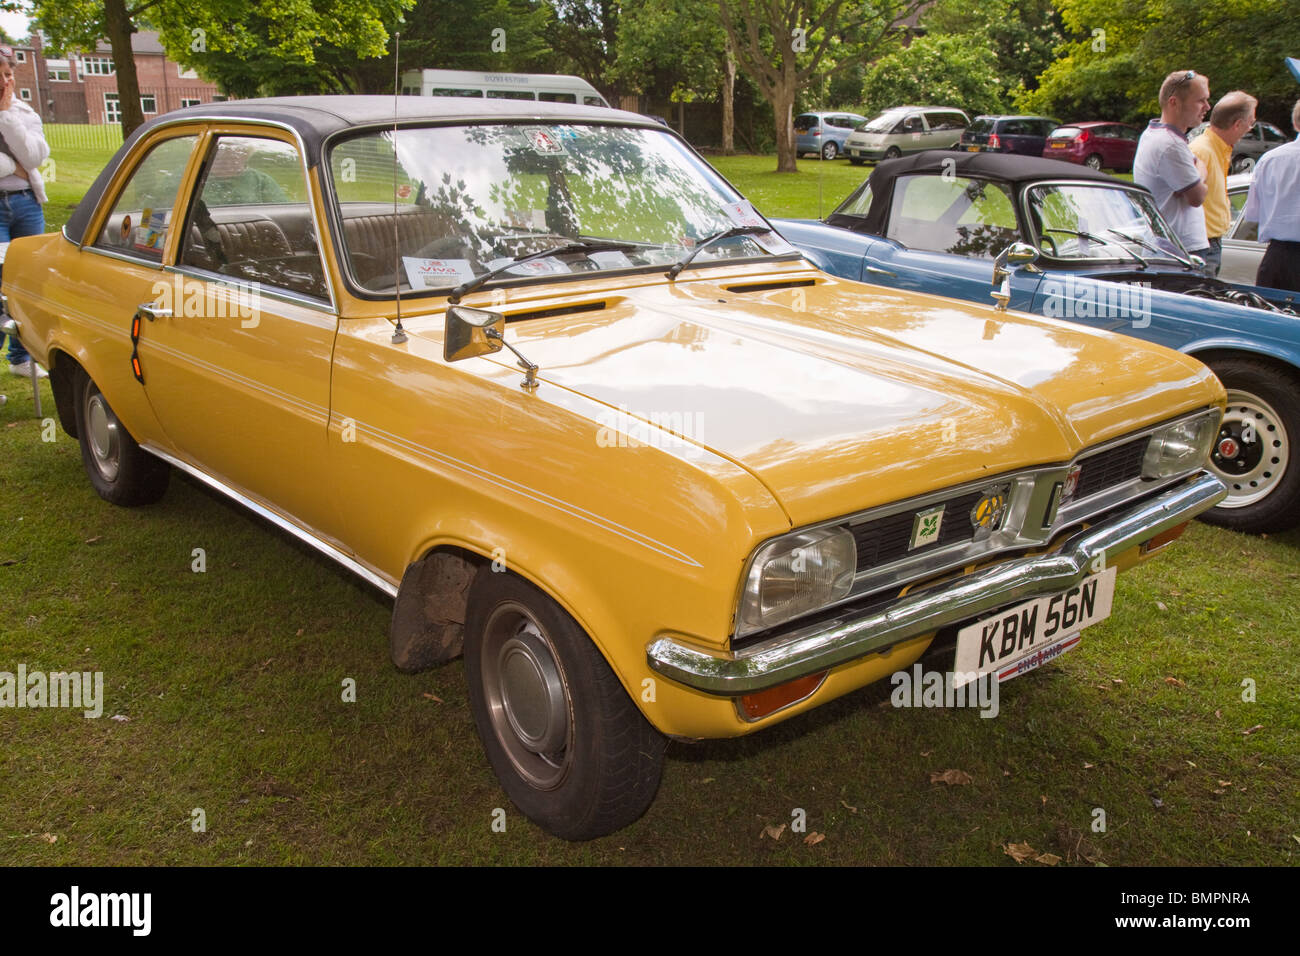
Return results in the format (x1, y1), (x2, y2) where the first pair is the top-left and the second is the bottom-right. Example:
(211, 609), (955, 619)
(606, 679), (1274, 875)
(2, 145), (1297, 866)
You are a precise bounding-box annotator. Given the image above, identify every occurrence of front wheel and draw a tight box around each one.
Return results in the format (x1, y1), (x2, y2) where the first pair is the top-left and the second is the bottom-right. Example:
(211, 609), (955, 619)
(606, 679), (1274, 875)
(1201, 357), (1300, 533)
(821, 141), (838, 160)
(464, 572), (666, 840)
(73, 369), (169, 506)
(884, 146), (902, 160)
(1230, 155), (1255, 174)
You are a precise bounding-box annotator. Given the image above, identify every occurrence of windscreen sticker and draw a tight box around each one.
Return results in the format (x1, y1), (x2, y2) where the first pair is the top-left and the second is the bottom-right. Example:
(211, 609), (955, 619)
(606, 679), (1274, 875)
(587, 250), (634, 269)
(134, 209), (168, 252)
(402, 257), (476, 288)
(486, 256), (572, 276)
(721, 201), (767, 229)
(521, 127), (567, 155)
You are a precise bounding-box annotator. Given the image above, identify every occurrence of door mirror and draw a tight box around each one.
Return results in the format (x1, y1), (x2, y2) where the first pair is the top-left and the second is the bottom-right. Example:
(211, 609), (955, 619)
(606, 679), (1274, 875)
(444, 305), (505, 362)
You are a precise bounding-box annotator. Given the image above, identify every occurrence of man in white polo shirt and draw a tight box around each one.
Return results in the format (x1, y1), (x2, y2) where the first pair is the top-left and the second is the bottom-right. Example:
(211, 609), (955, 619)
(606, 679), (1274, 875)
(1133, 70), (1212, 269)
(1244, 98), (1300, 292)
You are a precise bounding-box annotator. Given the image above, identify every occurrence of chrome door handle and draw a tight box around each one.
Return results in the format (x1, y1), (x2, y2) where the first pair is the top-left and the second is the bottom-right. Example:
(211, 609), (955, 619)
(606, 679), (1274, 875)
(865, 265), (897, 278)
(137, 303), (172, 321)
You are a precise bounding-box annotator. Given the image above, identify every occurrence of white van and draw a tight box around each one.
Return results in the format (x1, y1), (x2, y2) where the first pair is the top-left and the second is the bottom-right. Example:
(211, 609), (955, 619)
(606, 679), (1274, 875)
(400, 69), (610, 108)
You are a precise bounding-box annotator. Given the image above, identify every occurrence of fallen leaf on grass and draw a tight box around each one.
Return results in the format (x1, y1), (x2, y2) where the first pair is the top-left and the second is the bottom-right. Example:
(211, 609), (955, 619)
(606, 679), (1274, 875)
(84, 536), (102, 545)
(422, 693), (444, 703)
(930, 769), (972, 785)
(1214, 709), (1222, 719)
(1218, 779), (1232, 787)
(1242, 724), (1264, 736)
(40, 833), (57, 844)
(295, 628), (304, 636)
(110, 714), (129, 722)
(1083, 762), (1094, 769)
(839, 800), (858, 813)
(1164, 676), (1185, 687)
(761, 823), (786, 841)
(1152, 797), (1164, 808)
(1004, 842), (1037, 863)
(920, 750), (932, 757)
(1035, 852), (1061, 866)
(804, 832), (825, 846)
(0, 558), (17, 566)
(1213, 788), (1228, 795)
(1111, 678), (1124, 685)
(1156, 600), (1168, 611)
(1292, 835), (1300, 846)
(693, 778), (714, 785)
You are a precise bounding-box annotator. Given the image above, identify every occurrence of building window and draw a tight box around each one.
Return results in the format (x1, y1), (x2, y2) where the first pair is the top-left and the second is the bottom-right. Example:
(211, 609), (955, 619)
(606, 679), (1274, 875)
(181, 97), (201, 108)
(212, 94), (228, 102)
(19, 89), (30, 101)
(47, 59), (71, 82)
(82, 56), (115, 75)
(15, 50), (25, 63)
(140, 95), (157, 113)
(178, 64), (198, 79)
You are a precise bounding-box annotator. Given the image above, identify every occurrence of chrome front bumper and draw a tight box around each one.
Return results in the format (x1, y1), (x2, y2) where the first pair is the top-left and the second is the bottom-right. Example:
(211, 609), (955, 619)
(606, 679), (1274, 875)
(647, 472), (1227, 695)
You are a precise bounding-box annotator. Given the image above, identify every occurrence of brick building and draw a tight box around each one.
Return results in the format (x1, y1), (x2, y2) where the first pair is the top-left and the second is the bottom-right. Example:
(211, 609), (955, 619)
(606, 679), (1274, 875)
(9, 30), (221, 124)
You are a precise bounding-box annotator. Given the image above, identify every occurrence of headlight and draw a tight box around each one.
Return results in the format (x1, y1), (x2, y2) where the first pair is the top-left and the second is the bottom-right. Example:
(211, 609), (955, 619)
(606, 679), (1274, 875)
(1142, 410), (1219, 479)
(737, 527), (856, 636)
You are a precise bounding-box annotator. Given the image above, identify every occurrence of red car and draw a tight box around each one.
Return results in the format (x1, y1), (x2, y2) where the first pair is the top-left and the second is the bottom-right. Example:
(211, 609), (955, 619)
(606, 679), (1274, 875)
(1042, 122), (1140, 171)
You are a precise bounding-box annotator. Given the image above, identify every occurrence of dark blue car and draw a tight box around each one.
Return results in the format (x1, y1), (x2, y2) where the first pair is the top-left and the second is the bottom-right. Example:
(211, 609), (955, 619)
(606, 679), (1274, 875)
(777, 151), (1300, 534)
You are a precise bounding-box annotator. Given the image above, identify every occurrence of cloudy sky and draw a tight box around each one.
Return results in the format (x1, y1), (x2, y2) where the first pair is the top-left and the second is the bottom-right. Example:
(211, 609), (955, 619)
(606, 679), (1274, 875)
(0, 10), (29, 41)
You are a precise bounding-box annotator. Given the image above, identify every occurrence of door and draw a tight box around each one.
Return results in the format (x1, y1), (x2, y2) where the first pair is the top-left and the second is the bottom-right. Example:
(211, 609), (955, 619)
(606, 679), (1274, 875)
(133, 131), (344, 541)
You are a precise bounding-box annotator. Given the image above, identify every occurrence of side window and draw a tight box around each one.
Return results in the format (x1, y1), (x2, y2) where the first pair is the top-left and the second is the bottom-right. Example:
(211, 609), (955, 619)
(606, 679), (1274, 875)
(887, 175), (1017, 258)
(902, 114), (923, 133)
(179, 136), (326, 300)
(1261, 123), (1286, 143)
(93, 135), (199, 262)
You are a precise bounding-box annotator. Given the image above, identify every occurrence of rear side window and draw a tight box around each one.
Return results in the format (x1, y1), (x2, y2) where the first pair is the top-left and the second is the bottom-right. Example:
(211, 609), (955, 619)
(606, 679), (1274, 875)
(968, 117), (994, 134)
(539, 92), (577, 103)
(925, 111), (965, 131)
(93, 134), (198, 263)
(794, 115), (819, 132)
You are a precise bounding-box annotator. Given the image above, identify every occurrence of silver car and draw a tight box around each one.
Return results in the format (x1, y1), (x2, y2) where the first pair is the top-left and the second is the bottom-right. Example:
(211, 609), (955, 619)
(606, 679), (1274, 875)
(842, 106), (970, 164)
(1220, 172), (1264, 286)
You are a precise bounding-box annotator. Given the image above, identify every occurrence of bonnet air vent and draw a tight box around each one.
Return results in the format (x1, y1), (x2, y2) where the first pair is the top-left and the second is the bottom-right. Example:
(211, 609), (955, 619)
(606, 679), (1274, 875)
(723, 279), (816, 294)
(506, 301), (608, 322)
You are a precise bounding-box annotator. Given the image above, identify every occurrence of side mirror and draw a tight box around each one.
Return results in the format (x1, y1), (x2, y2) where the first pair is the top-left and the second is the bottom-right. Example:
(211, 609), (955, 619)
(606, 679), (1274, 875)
(990, 242), (1040, 311)
(444, 305), (505, 363)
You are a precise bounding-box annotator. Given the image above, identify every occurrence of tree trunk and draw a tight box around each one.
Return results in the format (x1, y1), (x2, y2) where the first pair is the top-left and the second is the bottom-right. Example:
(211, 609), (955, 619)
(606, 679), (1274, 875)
(773, 82), (797, 172)
(721, 41), (735, 155)
(103, 0), (144, 136)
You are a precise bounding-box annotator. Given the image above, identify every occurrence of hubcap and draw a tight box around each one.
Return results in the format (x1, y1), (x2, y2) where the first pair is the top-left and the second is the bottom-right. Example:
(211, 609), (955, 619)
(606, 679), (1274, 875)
(481, 602), (572, 789)
(85, 390), (121, 481)
(1209, 390), (1290, 508)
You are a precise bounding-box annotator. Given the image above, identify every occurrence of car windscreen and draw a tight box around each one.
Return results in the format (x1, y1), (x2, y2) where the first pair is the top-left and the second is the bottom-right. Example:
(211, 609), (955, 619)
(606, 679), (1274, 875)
(1026, 183), (1190, 263)
(860, 112), (904, 132)
(327, 123), (791, 295)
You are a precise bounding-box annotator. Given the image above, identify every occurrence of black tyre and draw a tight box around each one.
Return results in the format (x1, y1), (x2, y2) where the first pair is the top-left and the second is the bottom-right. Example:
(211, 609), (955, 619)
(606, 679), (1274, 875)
(1230, 155), (1255, 174)
(884, 146), (902, 160)
(849, 157), (865, 166)
(464, 571), (666, 840)
(821, 140), (838, 160)
(1202, 357), (1300, 533)
(73, 369), (169, 506)
(1084, 153), (1103, 170)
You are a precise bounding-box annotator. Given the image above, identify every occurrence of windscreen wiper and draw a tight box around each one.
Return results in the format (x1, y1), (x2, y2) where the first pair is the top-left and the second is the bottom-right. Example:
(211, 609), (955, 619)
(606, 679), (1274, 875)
(1107, 228), (1195, 269)
(1045, 227), (1148, 269)
(447, 239), (638, 304)
(667, 225), (772, 280)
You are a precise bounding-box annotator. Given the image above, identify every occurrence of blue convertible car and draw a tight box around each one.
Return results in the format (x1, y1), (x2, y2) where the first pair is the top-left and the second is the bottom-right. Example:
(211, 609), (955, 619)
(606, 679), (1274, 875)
(778, 151), (1300, 534)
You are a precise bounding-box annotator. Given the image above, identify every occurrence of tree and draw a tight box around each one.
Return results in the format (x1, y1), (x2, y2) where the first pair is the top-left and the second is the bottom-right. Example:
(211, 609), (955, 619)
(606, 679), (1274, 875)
(547, 0), (620, 94)
(862, 33), (1007, 119)
(31, 0), (411, 133)
(924, 0), (1063, 99)
(1018, 0), (1300, 126)
(716, 0), (926, 172)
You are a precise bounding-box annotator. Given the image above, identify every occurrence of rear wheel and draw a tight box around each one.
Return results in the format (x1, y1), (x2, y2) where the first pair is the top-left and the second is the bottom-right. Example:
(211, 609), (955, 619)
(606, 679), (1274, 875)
(464, 571), (666, 840)
(1084, 153), (1103, 170)
(821, 141), (838, 160)
(73, 369), (169, 506)
(1202, 357), (1300, 533)
(1231, 155), (1255, 174)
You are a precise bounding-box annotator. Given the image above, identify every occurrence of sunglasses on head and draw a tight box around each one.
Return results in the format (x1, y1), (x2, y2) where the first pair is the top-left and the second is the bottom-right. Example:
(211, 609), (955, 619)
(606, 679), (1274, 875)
(0, 46), (13, 59)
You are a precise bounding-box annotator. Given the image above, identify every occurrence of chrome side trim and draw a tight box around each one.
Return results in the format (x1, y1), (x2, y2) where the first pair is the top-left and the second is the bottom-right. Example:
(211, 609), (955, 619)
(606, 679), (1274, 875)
(651, 471), (1226, 695)
(141, 443), (399, 597)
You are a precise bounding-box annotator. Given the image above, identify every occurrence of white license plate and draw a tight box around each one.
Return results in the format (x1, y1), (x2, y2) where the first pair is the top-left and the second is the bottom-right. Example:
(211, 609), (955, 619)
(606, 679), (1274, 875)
(953, 567), (1117, 684)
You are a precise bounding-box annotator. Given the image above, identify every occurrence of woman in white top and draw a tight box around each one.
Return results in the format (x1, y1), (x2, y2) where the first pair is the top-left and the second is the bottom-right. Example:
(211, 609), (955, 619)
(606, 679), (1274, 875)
(0, 44), (51, 379)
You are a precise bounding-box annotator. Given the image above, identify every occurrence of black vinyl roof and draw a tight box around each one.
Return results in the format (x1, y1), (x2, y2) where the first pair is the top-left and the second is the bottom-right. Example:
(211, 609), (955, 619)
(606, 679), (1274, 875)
(65, 96), (656, 245)
(830, 149), (1131, 236)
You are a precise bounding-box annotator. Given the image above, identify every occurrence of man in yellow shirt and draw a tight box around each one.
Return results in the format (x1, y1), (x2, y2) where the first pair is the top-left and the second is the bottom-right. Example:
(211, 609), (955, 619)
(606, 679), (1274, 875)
(1189, 91), (1257, 276)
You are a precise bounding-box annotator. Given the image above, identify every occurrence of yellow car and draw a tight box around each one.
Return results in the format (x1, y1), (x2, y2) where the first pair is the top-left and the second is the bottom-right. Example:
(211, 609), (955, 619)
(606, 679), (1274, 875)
(1, 97), (1227, 840)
